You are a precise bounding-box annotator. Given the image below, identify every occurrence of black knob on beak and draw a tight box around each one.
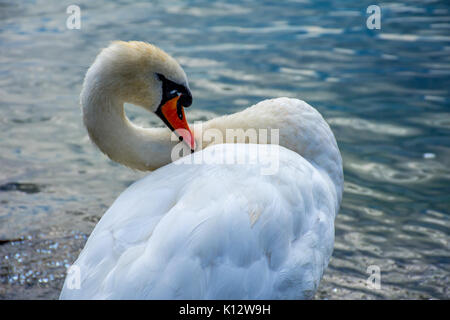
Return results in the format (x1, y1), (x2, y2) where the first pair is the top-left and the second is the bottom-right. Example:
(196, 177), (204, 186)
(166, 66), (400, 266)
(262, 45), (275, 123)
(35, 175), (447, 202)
(179, 88), (192, 108)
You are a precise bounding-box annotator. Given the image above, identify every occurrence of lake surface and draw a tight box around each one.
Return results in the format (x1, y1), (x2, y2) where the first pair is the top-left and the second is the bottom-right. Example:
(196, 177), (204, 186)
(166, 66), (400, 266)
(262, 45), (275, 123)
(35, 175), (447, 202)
(0, 0), (449, 299)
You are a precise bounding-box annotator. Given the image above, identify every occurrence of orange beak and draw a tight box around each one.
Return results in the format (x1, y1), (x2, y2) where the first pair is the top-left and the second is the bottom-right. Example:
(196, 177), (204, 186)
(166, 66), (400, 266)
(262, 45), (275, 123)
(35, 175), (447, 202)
(156, 95), (196, 151)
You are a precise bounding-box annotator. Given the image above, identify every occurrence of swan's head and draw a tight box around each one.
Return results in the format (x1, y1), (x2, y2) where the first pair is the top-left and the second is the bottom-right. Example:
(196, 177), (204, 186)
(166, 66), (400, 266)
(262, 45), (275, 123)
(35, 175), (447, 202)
(83, 41), (195, 150)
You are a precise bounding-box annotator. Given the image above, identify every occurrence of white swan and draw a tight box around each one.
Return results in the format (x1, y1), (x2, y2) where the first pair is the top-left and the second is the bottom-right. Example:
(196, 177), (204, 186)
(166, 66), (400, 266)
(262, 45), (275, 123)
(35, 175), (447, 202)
(60, 41), (343, 299)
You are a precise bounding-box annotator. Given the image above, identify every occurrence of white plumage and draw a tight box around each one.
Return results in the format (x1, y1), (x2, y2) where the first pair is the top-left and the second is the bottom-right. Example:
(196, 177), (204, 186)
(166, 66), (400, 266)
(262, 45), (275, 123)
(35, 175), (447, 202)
(60, 42), (343, 299)
(61, 143), (339, 299)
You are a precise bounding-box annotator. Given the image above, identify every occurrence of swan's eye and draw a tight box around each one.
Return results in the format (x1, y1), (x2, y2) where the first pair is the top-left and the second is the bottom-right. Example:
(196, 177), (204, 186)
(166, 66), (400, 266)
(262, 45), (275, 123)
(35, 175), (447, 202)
(178, 89), (192, 108)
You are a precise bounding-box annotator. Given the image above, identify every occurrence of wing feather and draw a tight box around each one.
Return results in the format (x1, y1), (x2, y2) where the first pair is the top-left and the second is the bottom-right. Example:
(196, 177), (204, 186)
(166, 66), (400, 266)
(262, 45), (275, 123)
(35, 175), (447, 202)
(60, 143), (338, 299)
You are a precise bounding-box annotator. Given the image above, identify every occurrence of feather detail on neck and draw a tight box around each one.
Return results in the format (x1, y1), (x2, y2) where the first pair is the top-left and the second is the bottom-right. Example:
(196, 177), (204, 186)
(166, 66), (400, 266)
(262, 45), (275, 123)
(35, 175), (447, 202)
(81, 83), (177, 171)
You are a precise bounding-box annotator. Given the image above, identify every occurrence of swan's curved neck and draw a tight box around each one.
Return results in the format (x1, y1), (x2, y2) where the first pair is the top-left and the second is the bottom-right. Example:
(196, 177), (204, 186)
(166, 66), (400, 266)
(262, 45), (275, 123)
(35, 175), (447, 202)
(82, 84), (342, 204)
(82, 88), (177, 171)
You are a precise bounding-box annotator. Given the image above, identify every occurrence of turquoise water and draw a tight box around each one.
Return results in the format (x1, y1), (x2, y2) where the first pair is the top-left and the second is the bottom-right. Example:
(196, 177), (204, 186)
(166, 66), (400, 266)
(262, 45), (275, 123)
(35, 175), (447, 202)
(0, 0), (449, 299)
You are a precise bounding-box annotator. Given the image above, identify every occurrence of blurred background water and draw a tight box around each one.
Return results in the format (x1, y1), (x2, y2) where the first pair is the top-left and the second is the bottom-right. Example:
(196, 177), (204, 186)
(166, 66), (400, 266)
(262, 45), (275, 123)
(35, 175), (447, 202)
(0, 0), (449, 299)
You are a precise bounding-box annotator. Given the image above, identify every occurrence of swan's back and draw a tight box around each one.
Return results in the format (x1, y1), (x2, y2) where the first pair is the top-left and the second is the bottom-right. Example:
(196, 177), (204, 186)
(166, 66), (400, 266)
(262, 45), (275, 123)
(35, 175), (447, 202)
(60, 143), (340, 299)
